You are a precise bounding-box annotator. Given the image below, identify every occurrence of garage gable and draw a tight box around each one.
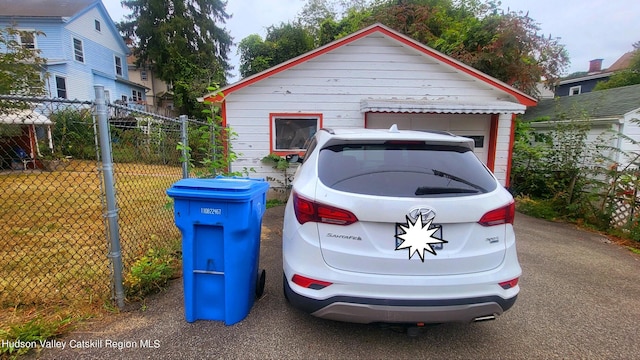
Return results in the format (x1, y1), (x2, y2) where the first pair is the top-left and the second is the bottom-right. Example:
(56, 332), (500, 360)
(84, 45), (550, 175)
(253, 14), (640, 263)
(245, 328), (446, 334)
(202, 23), (536, 107)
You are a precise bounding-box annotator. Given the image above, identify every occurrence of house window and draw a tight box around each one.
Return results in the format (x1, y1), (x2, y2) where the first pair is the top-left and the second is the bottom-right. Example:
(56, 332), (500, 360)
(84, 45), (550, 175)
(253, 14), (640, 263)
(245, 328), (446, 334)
(271, 114), (322, 153)
(132, 89), (143, 102)
(73, 38), (84, 63)
(95, 20), (101, 32)
(140, 70), (148, 81)
(569, 85), (581, 96)
(18, 31), (36, 49)
(55, 76), (67, 98)
(115, 56), (123, 76)
(121, 95), (128, 102)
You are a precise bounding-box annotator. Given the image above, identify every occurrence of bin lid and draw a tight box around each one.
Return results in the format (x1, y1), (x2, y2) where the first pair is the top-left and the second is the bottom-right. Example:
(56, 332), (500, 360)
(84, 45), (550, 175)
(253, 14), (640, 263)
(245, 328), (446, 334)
(166, 177), (269, 201)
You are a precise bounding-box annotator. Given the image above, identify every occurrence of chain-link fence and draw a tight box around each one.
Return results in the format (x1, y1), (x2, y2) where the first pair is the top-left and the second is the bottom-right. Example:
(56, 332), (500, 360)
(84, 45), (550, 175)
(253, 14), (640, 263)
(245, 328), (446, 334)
(0, 90), (209, 309)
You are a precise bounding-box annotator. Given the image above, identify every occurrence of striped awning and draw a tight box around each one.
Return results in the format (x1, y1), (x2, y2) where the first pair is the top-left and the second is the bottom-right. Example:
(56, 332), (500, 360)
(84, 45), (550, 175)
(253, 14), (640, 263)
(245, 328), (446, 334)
(361, 99), (527, 114)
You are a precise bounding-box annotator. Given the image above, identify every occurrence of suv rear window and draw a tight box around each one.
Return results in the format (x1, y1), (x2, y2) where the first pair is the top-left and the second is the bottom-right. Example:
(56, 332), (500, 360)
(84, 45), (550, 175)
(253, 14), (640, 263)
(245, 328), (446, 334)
(318, 142), (497, 197)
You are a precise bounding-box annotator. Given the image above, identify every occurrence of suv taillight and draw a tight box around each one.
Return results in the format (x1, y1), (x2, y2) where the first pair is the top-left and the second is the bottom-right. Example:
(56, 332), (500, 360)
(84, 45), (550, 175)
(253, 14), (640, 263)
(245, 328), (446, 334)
(293, 192), (358, 225)
(478, 201), (515, 226)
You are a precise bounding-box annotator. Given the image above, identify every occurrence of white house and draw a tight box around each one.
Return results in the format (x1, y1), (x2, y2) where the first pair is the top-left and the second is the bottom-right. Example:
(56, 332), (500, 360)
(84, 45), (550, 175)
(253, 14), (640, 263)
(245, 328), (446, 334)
(201, 23), (537, 188)
(523, 83), (640, 168)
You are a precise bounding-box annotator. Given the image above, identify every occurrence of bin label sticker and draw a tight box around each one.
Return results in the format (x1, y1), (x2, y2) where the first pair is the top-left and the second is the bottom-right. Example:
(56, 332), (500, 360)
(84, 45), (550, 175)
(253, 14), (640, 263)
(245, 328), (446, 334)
(201, 207), (222, 215)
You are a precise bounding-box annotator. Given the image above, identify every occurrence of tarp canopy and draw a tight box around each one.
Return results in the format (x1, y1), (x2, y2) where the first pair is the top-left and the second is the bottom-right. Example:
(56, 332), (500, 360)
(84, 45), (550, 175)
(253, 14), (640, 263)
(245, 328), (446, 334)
(360, 99), (527, 115)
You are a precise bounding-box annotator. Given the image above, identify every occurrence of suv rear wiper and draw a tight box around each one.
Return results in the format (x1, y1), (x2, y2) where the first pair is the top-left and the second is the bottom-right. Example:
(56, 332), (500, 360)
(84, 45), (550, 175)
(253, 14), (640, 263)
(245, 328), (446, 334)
(415, 187), (479, 195)
(431, 169), (488, 193)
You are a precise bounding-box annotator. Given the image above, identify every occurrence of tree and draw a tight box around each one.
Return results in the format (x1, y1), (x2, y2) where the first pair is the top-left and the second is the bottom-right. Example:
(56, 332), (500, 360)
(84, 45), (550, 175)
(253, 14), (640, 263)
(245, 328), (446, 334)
(237, 34), (275, 78)
(237, 23), (314, 78)
(298, 0), (372, 45)
(0, 25), (46, 97)
(118, 0), (232, 117)
(237, 0), (372, 75)
(594, 43), (640, 91)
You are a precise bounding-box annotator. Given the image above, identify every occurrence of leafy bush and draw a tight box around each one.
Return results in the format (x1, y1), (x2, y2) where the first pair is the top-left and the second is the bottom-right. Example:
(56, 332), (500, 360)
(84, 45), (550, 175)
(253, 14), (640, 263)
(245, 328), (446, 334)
(49, 108), (96, 160)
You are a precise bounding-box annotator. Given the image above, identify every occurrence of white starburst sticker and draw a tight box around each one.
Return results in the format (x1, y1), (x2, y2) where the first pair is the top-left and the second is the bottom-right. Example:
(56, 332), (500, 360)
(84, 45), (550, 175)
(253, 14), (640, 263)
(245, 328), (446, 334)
(395, 213), (448, 261)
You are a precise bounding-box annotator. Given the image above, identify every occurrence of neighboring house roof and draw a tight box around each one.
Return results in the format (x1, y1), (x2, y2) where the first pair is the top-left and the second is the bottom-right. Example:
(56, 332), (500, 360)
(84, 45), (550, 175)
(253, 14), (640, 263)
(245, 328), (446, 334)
(202, 23), (537, 107)
(522, 84), (640, 121)
(558, 72), (613, 86)
(557, 51), (636, 86)
(0, 0), (95, 17)
(607, 51), (636, 72)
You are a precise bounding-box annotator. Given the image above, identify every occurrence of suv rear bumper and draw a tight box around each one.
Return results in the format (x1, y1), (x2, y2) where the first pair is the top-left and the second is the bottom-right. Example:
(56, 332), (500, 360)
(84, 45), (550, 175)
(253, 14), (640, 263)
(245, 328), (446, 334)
(284, 276), (517, 324)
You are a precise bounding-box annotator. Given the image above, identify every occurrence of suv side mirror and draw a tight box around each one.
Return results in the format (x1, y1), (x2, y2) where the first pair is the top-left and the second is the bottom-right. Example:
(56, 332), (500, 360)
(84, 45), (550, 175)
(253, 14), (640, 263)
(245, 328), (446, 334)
(286, 154), (302, 163)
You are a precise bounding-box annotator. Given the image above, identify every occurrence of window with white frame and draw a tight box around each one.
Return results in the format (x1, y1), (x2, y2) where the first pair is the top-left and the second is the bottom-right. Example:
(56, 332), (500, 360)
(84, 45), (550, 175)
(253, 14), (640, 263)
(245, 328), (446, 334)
(271, 114), (322, 152)
(18, 30), (36, 49)
(132, 89), (143, 102)
(140, 70), (148, 81)
(55, 76), (67, 98)
(73, 38), (84, 63)
(115, 56), (123, 76)
(569, 85), (581, 96)
(94, 20), (101, 32)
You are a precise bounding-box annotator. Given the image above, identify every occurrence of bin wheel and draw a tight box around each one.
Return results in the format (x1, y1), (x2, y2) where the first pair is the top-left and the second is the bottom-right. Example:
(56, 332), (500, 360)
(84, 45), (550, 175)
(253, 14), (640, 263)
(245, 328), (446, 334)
(256, 268), (266, 299)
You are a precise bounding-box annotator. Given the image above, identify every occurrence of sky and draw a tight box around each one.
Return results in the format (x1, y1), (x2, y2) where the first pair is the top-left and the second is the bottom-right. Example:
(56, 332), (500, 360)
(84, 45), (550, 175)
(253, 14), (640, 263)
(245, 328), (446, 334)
(102, 0), (640, 82)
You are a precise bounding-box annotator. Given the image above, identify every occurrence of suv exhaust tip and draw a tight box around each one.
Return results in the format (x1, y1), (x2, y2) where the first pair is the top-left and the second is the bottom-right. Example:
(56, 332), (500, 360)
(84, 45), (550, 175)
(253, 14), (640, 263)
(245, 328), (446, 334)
(473, 315), (497, 322)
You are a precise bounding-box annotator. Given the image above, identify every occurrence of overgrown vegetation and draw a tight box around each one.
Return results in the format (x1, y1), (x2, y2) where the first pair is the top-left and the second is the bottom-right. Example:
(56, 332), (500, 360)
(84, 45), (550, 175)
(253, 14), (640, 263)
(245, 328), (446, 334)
(47, 108), (95, 160)
(0, 314), (74, 358)
(261, 153), (294, 198)
(178, 87), (254, 178)
(511, 114), (640, 246)
(124, 246), (181, 302)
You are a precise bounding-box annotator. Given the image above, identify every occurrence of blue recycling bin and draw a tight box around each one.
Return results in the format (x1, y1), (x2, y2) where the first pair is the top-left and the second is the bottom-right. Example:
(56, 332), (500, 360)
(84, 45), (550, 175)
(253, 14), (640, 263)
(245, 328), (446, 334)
(166, 177), (269, 325)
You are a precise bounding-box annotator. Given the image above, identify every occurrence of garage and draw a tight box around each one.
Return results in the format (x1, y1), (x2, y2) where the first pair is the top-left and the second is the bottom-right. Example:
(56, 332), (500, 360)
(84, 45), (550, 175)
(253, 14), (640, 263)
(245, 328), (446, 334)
(201, 23), (536, 189)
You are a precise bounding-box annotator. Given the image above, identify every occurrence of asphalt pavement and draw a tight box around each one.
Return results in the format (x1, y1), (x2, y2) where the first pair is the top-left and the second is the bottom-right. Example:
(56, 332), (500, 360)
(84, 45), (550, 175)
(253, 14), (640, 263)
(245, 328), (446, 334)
(27, 206), (640, 359)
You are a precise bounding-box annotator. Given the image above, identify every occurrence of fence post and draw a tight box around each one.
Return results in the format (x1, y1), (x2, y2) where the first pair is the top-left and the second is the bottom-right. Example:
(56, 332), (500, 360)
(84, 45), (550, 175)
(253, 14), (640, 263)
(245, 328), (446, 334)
(94, 85), (125, 309)
(180, 115), (189, 179)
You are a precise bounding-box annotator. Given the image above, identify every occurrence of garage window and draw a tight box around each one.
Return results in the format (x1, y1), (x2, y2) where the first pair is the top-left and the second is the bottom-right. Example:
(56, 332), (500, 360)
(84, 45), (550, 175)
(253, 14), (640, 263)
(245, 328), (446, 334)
(271, 113), (322, 153)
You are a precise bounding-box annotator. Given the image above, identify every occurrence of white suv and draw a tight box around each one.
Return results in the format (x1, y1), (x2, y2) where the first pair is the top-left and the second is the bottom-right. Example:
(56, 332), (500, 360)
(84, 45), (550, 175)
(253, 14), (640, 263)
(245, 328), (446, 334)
(282, 125), (521, 324)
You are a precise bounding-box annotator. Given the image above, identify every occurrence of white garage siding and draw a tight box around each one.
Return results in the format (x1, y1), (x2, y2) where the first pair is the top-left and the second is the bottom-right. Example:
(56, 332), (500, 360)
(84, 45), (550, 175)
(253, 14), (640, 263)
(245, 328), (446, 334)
(216, 25), (534, 189)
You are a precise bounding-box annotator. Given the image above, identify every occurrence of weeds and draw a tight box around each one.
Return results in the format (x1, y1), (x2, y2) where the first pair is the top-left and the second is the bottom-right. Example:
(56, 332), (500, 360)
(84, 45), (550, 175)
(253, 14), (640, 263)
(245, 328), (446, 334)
(0, 310), (76, 358)
(266, 198), (285, 208)
(124, 246), (181, 302)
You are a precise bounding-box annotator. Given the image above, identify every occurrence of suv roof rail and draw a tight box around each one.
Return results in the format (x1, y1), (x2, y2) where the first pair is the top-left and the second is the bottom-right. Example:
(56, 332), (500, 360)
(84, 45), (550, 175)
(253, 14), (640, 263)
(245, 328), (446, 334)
(320, 128), (335, 135)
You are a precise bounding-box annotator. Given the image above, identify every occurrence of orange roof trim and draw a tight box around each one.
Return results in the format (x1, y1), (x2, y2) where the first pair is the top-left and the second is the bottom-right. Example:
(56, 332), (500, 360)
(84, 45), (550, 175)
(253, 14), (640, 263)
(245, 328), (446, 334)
(203, 23), (537, 106)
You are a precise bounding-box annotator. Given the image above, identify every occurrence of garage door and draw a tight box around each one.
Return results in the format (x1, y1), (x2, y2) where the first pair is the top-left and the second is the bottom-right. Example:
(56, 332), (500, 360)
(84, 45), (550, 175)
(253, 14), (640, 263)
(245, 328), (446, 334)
(366, 113), (491, 164)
